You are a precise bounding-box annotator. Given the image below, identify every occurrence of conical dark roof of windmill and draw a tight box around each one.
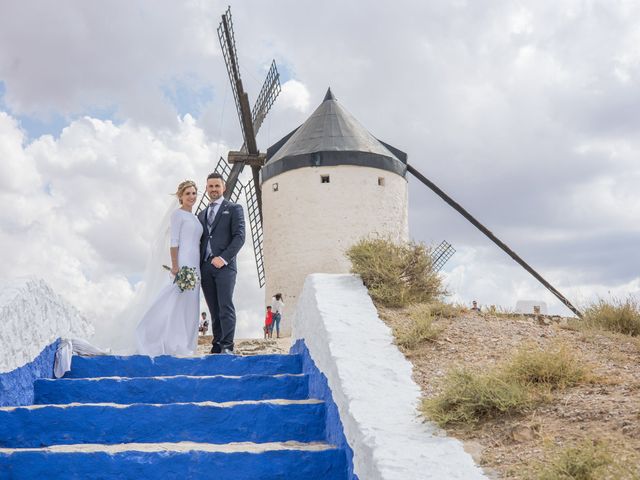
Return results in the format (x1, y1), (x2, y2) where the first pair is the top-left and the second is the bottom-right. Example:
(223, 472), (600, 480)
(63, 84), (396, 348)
(262, 88), (407, 182)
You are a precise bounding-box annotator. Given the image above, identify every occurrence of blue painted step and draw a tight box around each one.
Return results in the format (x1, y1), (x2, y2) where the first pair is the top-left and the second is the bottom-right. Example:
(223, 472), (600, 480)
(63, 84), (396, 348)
(34, 374), (309, 404)
(0, 445), (348, 479)
(1, 350), (350, 478)
(65, 354), (302, 378)
(0, 400), (325, 447)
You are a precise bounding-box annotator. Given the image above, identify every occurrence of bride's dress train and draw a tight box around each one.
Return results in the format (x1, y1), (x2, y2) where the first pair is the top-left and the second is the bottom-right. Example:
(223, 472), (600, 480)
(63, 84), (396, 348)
(135, 208), (203, 356)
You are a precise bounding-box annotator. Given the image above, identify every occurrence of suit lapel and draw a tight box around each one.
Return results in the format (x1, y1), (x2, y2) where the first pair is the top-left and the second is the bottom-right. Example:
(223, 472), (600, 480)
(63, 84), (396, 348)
(198, 209), (207, 232)
(209, 199), (228, 234)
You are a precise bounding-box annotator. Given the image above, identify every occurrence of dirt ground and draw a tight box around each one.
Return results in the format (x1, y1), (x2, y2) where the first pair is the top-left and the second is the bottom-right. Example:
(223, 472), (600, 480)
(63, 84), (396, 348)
(378, 307), (640, 479)
(196, 335), (291, 356)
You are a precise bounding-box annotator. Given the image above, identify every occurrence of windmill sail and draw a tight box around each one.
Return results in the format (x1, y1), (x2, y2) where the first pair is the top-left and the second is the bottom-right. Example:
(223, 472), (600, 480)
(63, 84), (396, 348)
(213, 6), (281, 290)
(407, 163), (582, 318)
(244, 180), (266, 288)
(252, 61), (281, 137)
(217, 7), (255, 154)
(431, 240), (456, 272)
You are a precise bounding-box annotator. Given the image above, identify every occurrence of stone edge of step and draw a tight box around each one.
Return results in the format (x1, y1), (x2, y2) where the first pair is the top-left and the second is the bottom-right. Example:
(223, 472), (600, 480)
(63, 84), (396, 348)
(0, 441), (337, 454)
(38, 373), (306, 382)
(0, 398), (324, 411)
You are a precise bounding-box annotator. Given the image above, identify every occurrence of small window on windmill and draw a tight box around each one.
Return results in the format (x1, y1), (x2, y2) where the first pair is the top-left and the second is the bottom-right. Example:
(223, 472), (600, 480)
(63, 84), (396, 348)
(321, 175), (330, 184)
(378, 177), (385, 186)
(272, 182), (279, 192)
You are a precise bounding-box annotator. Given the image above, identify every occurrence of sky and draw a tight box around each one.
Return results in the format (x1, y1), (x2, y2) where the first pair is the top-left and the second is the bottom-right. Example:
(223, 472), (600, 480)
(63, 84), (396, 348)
(1, 0), (639, 341)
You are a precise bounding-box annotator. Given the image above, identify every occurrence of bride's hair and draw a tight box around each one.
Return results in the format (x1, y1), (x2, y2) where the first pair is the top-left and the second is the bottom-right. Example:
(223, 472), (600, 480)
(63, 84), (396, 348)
(175, 180), (197, 204)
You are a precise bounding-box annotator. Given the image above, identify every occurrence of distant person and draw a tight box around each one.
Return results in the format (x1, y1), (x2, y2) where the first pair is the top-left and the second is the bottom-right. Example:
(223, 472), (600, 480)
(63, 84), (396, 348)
(264, 306), (273, 339)
(471, 300), (481, 312)
(271, 293), (284, 338)
(199, 312), (209, 336)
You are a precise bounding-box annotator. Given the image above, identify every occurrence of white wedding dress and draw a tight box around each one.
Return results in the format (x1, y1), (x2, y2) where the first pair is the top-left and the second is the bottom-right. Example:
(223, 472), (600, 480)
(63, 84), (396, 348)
(134, 208), (203, 356)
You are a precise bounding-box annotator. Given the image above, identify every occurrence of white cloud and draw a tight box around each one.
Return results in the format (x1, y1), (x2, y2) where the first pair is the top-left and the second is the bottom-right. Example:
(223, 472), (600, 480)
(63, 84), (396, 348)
(278, 80), (311, 113)
(0, 112), (41, 191)
(0, 1), (222, 127)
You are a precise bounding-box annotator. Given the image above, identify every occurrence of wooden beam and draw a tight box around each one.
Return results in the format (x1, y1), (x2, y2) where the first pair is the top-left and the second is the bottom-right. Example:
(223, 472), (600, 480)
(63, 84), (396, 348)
(228, 151), (266, 167)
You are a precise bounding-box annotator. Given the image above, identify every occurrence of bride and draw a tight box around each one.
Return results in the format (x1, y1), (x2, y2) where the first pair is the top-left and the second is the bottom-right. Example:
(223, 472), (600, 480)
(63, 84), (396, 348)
(134, 180), (203, 356)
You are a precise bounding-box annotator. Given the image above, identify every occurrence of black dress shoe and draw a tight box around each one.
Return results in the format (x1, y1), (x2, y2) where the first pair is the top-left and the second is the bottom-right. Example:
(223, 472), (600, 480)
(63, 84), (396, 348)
(210, 345), (221, 354)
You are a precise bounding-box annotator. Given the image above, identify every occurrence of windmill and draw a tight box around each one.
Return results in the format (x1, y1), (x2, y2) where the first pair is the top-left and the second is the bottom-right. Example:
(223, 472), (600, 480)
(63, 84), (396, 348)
(197, 6), (281, 288)
(205, 8), (581, 323)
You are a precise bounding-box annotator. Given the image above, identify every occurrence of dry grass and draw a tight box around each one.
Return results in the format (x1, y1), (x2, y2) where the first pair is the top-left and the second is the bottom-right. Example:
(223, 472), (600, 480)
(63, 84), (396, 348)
(395, 304), (444, 349)
(581, 297), (640, 337)
(422, 342), (589, 427)
(346, 238), (444, 308)
(502, 342), (588, 390)
(532, 439), (638, 480)
(427, 301), (467, 319)
(422, 368), (532, 426)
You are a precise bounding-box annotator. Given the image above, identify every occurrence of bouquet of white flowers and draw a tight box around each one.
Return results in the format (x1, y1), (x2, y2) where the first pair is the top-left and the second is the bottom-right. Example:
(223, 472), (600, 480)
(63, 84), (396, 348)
(163, 265), (199, 292)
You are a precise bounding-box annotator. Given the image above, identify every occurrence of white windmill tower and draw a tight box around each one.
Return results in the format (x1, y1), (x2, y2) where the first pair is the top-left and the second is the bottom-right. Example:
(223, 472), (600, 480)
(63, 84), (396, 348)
(260, 89), (410, 335)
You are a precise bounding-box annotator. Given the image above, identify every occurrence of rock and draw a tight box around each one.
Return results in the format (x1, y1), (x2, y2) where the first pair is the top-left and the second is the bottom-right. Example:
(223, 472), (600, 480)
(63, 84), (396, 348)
(463, 440), (485, 464)
(509, 424), (538, 443)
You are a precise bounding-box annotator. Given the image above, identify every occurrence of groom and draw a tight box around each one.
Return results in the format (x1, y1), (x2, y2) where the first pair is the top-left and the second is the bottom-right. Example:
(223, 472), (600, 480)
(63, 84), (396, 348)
(199, 172), (245, 354)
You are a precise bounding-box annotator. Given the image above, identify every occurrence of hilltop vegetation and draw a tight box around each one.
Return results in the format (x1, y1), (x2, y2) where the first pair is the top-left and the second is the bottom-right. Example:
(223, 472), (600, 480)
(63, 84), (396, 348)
(348, 238), (640, 479)
(346, 238), (445, 307)
(378, 303), (640, 479)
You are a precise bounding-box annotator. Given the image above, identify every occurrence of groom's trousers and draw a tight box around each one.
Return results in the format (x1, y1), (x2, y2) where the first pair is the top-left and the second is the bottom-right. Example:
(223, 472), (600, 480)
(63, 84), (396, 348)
(201, 262), (237, 352)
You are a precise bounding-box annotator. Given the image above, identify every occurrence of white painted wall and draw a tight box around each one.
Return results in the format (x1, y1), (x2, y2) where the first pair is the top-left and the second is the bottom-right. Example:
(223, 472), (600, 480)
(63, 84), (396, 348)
(0, 278), (93, 373)
(515, 300), (548, 314)
(293, 273), (486, 480)
(262, 166), (409, 335)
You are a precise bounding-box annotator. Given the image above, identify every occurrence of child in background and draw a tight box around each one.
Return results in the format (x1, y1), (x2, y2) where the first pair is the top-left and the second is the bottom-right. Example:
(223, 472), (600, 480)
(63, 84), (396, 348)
(264, 306), (273, 339)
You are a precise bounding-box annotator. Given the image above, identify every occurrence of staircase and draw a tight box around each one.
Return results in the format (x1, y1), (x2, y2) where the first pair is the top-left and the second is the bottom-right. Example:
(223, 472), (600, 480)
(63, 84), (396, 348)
(0, 353), (349, 479)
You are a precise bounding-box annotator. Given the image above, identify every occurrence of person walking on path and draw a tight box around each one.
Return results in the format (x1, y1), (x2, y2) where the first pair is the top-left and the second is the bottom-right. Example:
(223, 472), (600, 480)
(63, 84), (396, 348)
(271, 293), (284, 338)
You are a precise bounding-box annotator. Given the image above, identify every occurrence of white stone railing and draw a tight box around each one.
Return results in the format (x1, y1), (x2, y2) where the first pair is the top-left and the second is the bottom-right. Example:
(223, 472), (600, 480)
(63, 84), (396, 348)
(0, 278), (93, 373)
(292, 273), (487, 480)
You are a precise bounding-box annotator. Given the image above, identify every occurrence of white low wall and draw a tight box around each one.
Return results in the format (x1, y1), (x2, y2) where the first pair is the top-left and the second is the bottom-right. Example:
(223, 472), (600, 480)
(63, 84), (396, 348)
(293, 273), (486, 480)
(0, 278), (93, 373)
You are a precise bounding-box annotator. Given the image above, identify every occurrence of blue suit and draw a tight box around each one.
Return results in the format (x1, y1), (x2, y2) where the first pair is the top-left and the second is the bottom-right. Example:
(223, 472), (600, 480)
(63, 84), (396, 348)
(198, 199), (245, 351)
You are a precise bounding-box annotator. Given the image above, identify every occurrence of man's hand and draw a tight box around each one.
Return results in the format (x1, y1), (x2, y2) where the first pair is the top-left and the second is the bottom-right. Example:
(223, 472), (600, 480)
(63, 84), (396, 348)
(211, 256), (226, 269)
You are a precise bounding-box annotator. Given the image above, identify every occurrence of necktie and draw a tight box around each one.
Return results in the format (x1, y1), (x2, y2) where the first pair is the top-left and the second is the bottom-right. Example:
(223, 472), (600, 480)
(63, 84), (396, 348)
(207, 203), (216, 229)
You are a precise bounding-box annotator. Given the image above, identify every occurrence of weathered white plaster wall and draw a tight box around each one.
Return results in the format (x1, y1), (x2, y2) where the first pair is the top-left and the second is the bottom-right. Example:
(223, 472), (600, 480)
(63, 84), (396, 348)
(515, 300), (548, 314)
(293, 273), (487, 480)
(0, 278), (93, 373)
(262, 166), (409, 335)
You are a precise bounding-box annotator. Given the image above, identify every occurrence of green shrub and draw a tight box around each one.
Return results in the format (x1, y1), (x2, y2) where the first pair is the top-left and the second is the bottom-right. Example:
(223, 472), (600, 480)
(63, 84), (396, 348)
(396, 304), (444, 348)
(346, 238), (444, 308)
(501, 342), (587, 390)
(582, 297), (640, 337)
(535, 440), (616, 480)
(422, 369), (532, 426)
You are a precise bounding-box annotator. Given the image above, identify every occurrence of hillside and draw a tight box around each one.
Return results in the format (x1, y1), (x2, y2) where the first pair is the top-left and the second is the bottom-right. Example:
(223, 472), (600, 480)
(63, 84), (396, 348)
(378, 307), (640, 479)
